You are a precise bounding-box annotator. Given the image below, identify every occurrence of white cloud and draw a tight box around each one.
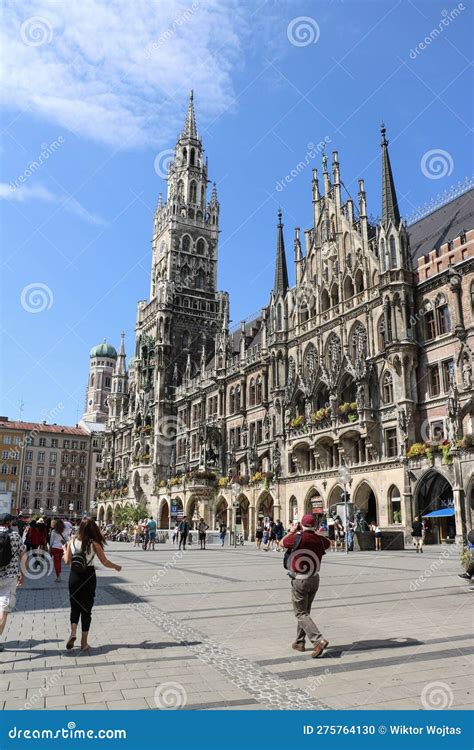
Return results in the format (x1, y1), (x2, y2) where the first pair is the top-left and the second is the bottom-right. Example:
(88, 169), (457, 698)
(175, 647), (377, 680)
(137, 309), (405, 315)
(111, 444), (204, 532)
(0, 182), (106, 225)
(1, 0), (243, 149)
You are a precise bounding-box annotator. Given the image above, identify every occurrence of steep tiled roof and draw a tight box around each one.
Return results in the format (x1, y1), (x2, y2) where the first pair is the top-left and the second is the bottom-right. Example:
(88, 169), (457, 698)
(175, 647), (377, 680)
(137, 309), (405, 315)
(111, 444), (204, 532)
(408, 187), (473, 266)
(0, 421), (88, 436)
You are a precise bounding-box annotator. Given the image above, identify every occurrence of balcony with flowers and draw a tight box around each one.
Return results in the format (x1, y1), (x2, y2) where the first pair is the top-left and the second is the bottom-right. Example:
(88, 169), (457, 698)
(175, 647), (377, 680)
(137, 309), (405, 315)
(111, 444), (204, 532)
(406, 436), (473, 468)
(287, 402), (359, 438)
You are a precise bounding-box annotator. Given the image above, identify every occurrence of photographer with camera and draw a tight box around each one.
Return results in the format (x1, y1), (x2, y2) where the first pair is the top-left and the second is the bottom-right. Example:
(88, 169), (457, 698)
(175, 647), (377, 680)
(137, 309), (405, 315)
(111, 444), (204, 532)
(280, 514), (331, 658)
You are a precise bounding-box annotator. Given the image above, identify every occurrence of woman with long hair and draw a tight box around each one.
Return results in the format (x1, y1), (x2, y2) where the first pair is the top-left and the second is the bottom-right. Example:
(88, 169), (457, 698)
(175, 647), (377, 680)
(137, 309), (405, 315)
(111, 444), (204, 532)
(63, 517), (122, 652)
(49, 519), (67, 582)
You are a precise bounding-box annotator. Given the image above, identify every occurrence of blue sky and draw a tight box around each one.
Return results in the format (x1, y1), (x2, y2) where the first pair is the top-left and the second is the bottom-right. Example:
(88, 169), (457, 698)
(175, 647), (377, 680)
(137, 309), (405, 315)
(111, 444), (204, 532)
(1, 0), (472, 425)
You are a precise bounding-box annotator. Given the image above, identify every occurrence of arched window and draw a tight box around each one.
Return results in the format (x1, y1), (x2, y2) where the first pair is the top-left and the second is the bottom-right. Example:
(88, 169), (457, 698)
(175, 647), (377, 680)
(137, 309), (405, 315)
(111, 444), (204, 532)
(190, 148), (195, 166)
(182, 148), (187, 163)
(355, 269), (364, 293)
(196, 238), (205, 255)
(230, 388), (235, 414)
(389, 236), (397, 268)
(343, 275), (355, 300)
(177, 180), (184, 201)
(255, 376), (263, 404)
(389, 486), (401, 524)
(249, 378), (256, 406)
(195, 270), (205, 290)
(189, 181), (197, 203)
(90, 373), (94, 387)
(330, 283), (339, 307)
(182, 235), (191, 253)
(380, 238), (386, 270)
(321, 288), (330, 312)
(382, 372), (394, 404)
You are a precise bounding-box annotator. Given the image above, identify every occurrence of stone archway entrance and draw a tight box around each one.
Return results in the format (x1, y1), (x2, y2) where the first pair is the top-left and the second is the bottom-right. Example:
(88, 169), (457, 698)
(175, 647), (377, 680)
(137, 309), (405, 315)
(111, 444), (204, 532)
(353, 481), (378, 525)
(214, 497), (228, 530)
(98, 506), (105, 524)
(238, 494), (250, 539)
(415, 470), (455, 543)
(257, 491), (274, 524)
(159, 499), (169, 529)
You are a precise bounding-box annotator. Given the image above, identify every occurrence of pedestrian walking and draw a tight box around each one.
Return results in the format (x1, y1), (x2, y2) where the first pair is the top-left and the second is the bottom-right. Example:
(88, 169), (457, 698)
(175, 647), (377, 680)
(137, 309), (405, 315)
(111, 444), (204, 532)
(280, 514), (331, 658)
(146, 516), (157, 551)
(371, 522), (382, 551)
(262, 525), (270, 551)
(0, 513), (27, 651)
(327, 514), (336, 551)
(347, 520), (355, 552)
(49, 519), (67, 582)
(197, 518), (209, 550)
(219, 522), (227, 547)
(172, 523), (179, 545)
(178, 516), (189, 551)
(274, 519), (284, 552)
(411, 516), (424, 553)
(63, 518), (122, 652)
(255, 523), (263, 549)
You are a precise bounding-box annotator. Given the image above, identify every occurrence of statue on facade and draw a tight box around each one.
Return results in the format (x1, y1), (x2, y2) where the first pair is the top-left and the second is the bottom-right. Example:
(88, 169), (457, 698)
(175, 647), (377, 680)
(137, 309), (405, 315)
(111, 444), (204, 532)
(272, 442), (281, 478)
(447, 375), (460, 446)
(462, 355), (472, 390)
(356, 382), (365, 413)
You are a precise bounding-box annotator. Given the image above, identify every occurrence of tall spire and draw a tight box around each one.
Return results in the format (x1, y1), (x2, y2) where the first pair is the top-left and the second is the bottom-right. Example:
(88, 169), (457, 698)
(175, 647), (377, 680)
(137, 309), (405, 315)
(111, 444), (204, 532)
(274, 209), (289, 295)
(182, 90), (197, 139)
(115, 332), (126, 376)
(380, 122), (400, 227)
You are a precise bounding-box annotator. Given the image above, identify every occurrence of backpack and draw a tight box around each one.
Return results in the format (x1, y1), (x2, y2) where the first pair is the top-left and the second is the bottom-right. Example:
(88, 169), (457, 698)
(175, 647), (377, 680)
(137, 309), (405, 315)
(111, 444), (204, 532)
(283, 531), (303, 573)
(70, 540), (90, 572)
(0, 530), (13, 569)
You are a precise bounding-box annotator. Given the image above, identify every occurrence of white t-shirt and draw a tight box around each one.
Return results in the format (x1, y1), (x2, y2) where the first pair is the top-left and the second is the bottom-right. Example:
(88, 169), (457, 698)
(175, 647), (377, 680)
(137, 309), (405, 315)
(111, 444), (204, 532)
(70, 538), (96, 566)
(50, 529), (67, 549)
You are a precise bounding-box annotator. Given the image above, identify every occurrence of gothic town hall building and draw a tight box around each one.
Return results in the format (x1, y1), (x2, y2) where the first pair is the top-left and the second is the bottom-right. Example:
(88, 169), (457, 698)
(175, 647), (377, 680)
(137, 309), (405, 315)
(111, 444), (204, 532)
(91, 94), (474, 544)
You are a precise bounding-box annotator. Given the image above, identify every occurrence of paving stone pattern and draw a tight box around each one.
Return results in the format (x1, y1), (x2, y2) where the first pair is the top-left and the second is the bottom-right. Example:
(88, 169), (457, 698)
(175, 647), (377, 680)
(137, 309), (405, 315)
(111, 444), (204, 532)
(0, 543), (472, 710)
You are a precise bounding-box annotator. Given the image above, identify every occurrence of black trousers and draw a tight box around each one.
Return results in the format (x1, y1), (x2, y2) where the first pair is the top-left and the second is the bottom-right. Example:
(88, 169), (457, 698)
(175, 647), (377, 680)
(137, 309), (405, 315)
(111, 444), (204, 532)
(179, 533), (188, 550)
(69, 567), (96, 631)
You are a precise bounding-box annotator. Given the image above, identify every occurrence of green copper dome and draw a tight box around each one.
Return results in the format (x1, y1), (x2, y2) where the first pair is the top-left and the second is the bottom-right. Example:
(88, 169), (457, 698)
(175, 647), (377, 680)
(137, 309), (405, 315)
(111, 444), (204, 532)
(90, 341), (118, 359)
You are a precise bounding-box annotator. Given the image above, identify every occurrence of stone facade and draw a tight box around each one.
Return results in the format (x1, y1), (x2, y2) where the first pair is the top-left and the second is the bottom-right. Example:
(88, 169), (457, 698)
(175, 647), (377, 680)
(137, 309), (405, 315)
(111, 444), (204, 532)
(95, 95), (473, 543)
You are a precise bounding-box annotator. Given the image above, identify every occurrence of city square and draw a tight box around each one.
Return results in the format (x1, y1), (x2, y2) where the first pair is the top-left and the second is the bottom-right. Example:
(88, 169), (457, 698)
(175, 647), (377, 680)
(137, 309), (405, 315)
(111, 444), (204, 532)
(0, 542), (472, 711)
(1, 0), (473, 738)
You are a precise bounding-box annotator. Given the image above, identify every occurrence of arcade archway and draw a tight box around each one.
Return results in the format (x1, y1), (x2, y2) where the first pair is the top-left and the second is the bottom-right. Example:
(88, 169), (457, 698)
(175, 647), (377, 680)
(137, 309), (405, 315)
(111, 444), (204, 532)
(353, 481), (378, 524)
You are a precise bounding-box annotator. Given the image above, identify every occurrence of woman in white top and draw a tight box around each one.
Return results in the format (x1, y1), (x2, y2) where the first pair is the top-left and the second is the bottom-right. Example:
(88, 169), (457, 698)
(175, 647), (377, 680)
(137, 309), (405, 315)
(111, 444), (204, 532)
(63, 518), (122, 652)
(49, 519), (67, 582)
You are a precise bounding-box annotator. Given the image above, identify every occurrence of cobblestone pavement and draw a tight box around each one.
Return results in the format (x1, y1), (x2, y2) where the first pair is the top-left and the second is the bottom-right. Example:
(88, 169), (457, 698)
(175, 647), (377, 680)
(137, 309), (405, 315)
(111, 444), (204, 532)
(1, 542), (472, 710)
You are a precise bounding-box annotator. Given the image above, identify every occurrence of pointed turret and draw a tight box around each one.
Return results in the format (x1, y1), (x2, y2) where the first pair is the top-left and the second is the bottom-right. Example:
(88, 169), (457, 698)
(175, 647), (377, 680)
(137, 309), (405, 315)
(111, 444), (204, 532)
(182, 90), (197, 139)
(380, 123), (400, 227)
(115, 332), (127, 376)
(274, 209), (289, 295)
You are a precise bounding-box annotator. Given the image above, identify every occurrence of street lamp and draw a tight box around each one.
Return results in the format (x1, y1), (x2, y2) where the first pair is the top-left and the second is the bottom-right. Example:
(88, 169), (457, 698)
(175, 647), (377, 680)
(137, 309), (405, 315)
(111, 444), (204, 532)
(338, 465), (352, 555)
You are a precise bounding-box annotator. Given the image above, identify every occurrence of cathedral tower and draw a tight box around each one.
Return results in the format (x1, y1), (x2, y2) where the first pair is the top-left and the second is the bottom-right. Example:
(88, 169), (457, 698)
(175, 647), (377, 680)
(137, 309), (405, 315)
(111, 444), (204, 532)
(83, 341), (117, 423)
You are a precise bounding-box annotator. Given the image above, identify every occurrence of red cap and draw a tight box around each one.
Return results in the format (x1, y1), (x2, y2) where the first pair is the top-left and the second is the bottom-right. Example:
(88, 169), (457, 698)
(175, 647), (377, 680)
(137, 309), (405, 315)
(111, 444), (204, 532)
(301, 514), (316, 527)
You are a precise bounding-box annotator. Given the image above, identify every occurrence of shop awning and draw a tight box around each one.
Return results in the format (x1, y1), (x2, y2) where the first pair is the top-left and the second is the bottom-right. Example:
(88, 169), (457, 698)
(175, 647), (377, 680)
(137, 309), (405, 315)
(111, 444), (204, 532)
(422, 508), (455, 518)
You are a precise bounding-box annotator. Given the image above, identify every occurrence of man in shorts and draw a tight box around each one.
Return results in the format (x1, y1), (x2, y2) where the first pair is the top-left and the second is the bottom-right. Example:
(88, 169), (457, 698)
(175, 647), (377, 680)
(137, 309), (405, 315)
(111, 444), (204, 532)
(146, 516), (157, 551)
(0, 513), (27, 651)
